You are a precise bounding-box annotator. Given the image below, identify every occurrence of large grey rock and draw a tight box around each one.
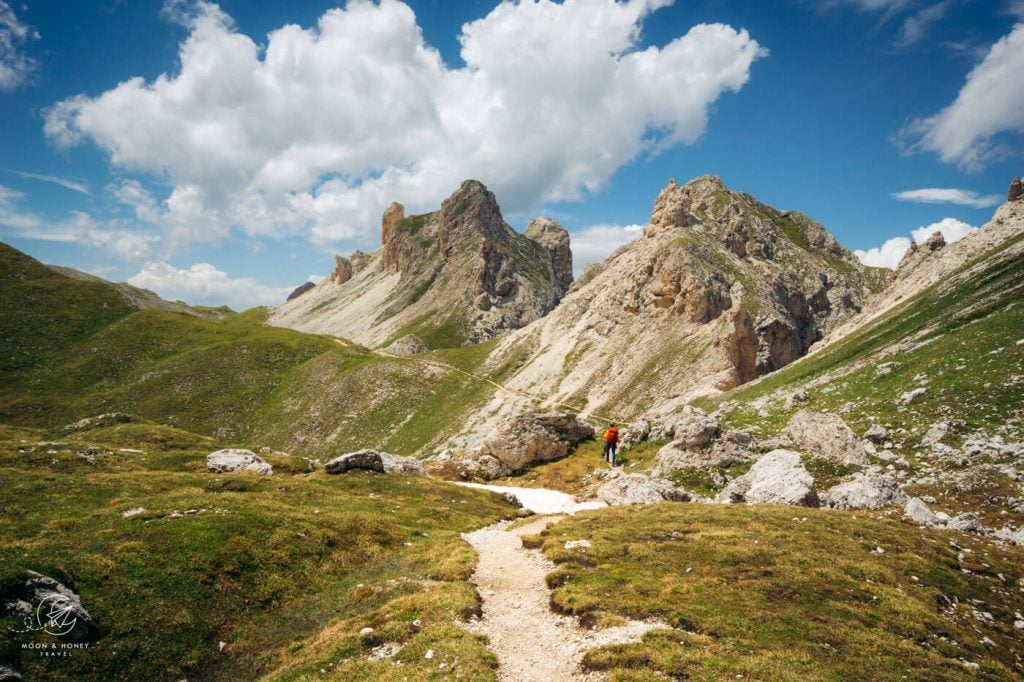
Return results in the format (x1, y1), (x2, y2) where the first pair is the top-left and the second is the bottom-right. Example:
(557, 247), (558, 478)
(457, 412), (594, 480)
(669, 406), (720, 450)
(903, 497), (939, 527)
(206, 449), (273, 475)
(619, 418), (651, 449)
(716, 449), (819, 507)
(823, 470), (908, 510)
(994, 526), (1024, 545)
(948, 513), (984, 534)
(921, 422), (948, 447)
(325, 449), (427, 476)
(597, 473), (693, 506)
(863, 424), (888, 444)
(783, 410), (868, 465)
(652, 440), (755, 476)
(1, 571), (94, 642)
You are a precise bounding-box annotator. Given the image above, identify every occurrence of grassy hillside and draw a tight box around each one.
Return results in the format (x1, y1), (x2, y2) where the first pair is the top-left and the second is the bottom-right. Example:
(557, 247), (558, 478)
(0, 242), (507, 457)
(0, 423), (518, 680)
(530, 504), (1024, 680)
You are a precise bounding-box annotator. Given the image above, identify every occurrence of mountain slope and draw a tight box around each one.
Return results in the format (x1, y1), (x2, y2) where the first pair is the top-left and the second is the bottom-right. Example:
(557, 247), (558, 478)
(450, 175), (887, 446)
(269, 180), (574, 350)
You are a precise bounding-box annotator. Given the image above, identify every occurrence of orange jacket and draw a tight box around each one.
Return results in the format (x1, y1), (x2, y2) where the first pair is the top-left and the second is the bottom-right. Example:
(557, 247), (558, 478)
(603, 427), (619, 444)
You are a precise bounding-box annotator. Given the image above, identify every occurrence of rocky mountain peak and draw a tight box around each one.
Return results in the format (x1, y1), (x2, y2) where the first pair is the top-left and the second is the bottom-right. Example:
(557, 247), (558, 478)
(331, 255), (353, 284)
(1010, 176), (1023, 203)
(381, 202), (405, 246)
(524, 218), (573, 293)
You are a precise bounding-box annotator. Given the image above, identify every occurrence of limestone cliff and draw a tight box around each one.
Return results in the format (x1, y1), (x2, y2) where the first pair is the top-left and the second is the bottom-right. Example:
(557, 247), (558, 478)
(268, 180), (574, 348)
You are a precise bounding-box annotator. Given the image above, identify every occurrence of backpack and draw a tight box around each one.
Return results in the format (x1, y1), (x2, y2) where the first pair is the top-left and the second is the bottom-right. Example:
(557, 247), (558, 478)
(605, 427), (619, 444)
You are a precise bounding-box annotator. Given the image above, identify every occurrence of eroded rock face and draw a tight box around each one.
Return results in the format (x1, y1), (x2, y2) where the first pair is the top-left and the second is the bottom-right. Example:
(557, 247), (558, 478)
(597, 472), (693, 506)
(349, 250), (370, 273)
(331, 256), (353, 285)
(457, 412), (594, 480)
(716, 449), (819, 507)
(1, 571), (95, 642)
(1009, 177), (1023, 203)
(784, 410), (868, 465)
(206, 449), (273, 475)
(823, 469), (907, 510)
(381, 202), (405, 247)
(647, 178), (699, 231)
(895, 232), (946, 282)
(324, 449), (427, 476)
(525, 217), (574, 293)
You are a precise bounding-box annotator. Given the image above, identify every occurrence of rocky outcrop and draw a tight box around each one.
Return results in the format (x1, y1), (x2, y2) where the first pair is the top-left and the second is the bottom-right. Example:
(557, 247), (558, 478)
(647, 178), (699, 231)
(287, 281), (315, 300)
(206, 449), (273, 475)
(822, 469), (907, 510)
(381, 202), (405, 247)
(325, 449), (427, 476)
(331, 256), (353, 285)
(1009, 177), (1023, 203)
(525, 217), (574, 293)
(62, 412), (133, 432)
(597, 472), (694, 506)
(716, 449), (819, 507)
(456, 412), (593, 479)
(270, 180), (575, 348)
(895, 232), (946, 282)
(784, 410), (868, 465)
(1, 571), (95, 642)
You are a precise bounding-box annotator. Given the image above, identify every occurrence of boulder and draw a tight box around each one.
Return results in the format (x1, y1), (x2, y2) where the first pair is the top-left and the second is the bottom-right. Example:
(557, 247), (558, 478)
(783, 410), (868, 465)
(1, 571), (95, 642)
(948, 513), (984, 534)
(921, 422), (948, 447)
(904, 497), (938, 527)
(206, 449), (273, 475)
(864, 424), (888, 444)
(994, 526), (1024, 546)
(823, 469), (908, 510)
(898, 387), (927, 405)
(457, 412), (594, 479)
(325, 449), (427, 476)
(652, 440), (755, 476)
(597, 473), (693, 506)
(716, 449), (819, 507)
(670, 406), (720, 449)
(384, 335), (429, 356)
(619, 418), (651, 449)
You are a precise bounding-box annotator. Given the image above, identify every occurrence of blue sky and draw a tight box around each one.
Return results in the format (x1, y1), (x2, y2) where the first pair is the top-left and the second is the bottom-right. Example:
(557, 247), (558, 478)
(1, 0), (1022, 309)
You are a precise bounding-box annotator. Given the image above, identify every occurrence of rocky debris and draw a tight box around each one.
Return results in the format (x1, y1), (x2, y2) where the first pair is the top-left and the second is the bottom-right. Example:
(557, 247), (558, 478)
(1009, 176), (1023, 203)
(1, 571), (95, 642)
(597, 472), (693, 506)
(62, 412), (133, 433)
(121, 507), (147, 518)
(783, 410), (868, 465)
(524, 217), (574, 293)
(903, 498), (986, 534)
(619, 418), (651, 449)
(349, 250), (370, 273)
(901, 385), (933, 401)
(330, 256), (353, 285)
(948, 513), (984, 534)
(206, 449), (273, 475)
(895, 232), (946, 281)
(822, 469), (907, 510)
(380, 201), (405, 248)
(384, 334), (429, 356)
(324, 449), (427, 476)
(457, 412), (594, 480)
(287, 281), (315, 301)
(716, 449), (819, 507)
(75, 445), (113, 465)
(921, 422), (949, 447)
(994, 526), (1024, 546)
(864, 424), (889, 444)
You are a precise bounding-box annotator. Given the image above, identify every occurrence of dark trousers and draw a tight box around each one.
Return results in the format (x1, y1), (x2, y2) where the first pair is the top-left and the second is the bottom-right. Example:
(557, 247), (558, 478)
(604, 442), (617, 464)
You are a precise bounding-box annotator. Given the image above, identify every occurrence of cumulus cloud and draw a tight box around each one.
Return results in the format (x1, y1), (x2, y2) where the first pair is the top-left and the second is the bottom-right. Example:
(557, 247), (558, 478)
(854, 217), (977, 269)
(900, 24), (1024, 171)
(128, 261), (292, 310)
(893, 187), (1001, 208)
(569, 223), (645, 274)
(44, 0), (766, 253)
(0, 1), (37, 91)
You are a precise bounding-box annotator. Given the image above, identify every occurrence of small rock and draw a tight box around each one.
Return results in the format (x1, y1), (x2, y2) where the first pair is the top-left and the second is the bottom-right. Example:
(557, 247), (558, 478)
(904, 497), (938, 527)
(206, 449), (273, 475)
(121, 507), (147, 518)
(425, 649), (435, 660)
(564, 540), (592, 550)
(898, 387), (927, 405)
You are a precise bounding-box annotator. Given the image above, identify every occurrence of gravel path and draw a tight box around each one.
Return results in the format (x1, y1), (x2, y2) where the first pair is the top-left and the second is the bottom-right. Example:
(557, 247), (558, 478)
(462, 515), (667, 681)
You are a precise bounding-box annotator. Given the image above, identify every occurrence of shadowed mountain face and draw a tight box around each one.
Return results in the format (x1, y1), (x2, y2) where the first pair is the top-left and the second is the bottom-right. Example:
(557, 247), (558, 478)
(269, 180), (574, 350)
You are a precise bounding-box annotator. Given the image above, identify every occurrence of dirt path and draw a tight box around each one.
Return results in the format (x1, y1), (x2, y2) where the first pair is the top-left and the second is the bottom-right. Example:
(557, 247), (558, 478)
(462, 515), (667, 682)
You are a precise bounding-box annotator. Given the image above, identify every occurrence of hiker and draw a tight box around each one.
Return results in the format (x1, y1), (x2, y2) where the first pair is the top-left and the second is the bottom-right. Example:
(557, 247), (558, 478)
(603, 423), (620, 465)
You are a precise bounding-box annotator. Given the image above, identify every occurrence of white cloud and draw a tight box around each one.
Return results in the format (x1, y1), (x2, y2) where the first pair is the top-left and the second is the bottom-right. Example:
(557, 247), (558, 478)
(44, 0), (765, 253)
(900, 24), (1024, 171)
(893, 187), (1002, 208)
(569, 223), (645, 274)
(896, 1), (952, 47)
(308, 274), (324, 284)
(854, 217), (977, 269)
(11, 170), (90, 195)
(0, 0), (37, 91)
(127, 261), (291, 310)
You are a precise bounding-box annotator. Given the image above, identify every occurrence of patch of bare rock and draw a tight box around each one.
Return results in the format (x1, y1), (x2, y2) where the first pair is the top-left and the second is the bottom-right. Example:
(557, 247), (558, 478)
(206, 449), (273, 475)
(325, 449), (427, 477)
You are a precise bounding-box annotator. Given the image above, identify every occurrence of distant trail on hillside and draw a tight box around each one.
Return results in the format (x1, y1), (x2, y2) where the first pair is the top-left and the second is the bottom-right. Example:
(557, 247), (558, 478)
(462, 515), (666, 681)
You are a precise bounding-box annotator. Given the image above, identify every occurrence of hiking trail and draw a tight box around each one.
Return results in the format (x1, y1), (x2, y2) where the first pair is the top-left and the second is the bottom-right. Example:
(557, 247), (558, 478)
(460, 487), (667, 681)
